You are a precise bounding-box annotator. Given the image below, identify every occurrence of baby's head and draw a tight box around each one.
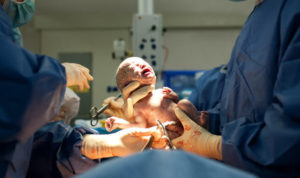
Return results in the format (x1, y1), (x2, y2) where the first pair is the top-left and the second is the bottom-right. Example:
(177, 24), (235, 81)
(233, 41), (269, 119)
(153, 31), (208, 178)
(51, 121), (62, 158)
(116, 57), (156, 91)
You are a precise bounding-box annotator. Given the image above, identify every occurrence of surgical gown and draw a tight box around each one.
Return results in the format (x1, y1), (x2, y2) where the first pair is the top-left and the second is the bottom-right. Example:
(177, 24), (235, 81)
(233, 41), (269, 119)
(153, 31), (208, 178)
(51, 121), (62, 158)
(189, 1), (300, 177)
(189, 65), (226, 135)
(77, 150), (256, 178)
(0, 7), (97, 177)
(26, 121), (99, 178)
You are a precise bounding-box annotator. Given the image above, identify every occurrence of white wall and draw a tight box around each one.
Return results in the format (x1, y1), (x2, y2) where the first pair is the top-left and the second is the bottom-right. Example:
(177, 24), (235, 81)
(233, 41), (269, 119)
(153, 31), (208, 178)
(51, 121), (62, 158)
(20, 20), (41, 54)
(164, 28), (240, 70)
(41, 29), (131, 105)
(40, 27), (240, 105)
(20, 1), (254, 106)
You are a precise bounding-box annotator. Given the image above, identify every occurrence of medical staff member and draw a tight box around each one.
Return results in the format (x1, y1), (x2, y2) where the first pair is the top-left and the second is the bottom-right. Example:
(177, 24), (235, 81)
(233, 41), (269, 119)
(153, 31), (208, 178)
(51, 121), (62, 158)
(1, 0), (30, 45)
(3, 0), (93, 123)
(102, 0), (300, 177)
(0, 1), (160, 177)
(0, 0), (94, 176)
(2, 0), (93, 91)
(171, 0), (300, 177)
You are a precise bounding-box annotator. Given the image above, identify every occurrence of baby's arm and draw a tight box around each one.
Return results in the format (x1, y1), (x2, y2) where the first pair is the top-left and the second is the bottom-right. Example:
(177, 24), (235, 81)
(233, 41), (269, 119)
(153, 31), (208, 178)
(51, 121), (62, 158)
(105, 116), (147, 132)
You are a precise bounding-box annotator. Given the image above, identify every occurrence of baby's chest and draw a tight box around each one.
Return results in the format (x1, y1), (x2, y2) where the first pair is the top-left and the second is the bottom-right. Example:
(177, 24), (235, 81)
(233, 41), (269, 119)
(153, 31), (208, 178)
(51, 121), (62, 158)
(134, 96), (175, 125)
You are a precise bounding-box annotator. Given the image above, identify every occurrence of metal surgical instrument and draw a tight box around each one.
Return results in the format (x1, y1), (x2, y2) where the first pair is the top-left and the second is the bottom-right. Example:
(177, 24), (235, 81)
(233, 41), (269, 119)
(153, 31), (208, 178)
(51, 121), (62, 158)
(89, 93), (122, 126)
(142, 119), (176, 151)
(156, 119), (175, 150)
(141, 135), (154, 151)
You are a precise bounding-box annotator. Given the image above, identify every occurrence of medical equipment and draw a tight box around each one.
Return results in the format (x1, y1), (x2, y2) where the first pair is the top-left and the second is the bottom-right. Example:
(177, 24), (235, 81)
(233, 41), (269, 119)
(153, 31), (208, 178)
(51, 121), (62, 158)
(156, 119), (175, 150)
(112, 38), (127, 60)
(141, 119), (175, 151)
(162, 70), (205, 99)
(132, 0), (164, 76)
(89, 93), (122, 126)
(141, 135), (154, 151)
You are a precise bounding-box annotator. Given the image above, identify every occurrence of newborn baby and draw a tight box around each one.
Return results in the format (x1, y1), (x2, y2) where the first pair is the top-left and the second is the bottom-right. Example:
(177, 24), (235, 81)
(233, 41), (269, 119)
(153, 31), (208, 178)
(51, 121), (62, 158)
(105, 57), (203, 139)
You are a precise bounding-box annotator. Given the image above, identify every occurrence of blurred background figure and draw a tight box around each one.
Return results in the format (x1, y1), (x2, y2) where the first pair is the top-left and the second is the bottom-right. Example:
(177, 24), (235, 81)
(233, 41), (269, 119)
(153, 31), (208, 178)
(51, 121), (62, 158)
(51, 87), (80, 124)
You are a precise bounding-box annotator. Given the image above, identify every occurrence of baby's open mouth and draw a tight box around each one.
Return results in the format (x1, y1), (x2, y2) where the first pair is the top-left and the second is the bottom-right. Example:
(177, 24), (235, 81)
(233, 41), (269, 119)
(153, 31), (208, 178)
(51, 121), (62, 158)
(142, 68), (153, 77)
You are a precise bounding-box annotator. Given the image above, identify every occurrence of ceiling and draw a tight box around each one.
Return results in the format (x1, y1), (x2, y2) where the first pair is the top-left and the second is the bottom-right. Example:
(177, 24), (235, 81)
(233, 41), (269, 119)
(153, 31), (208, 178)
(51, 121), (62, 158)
(36, 0), (255, 16)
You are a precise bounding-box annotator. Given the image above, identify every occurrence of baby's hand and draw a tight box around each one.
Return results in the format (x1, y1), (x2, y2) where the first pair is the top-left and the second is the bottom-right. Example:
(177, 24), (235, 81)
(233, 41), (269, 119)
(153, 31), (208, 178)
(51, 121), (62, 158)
(162, 87), (179, 103)
(105, 117), (131, 132)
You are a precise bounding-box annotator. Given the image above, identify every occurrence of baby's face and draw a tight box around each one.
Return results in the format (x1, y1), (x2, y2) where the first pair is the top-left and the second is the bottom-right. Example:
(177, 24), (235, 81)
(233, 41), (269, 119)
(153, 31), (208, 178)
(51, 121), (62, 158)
(116, 57), (156, 91)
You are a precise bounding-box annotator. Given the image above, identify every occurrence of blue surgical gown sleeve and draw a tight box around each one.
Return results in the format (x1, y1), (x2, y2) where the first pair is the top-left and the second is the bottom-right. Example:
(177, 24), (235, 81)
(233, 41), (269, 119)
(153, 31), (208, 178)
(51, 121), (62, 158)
(0, 7), (66, 177)
(26, 121), (100, 178)
(0, 11), (66, 143)
(222, 1), (300, 177)
(188, 65), (226, 134)
(189, 65), (226, 111)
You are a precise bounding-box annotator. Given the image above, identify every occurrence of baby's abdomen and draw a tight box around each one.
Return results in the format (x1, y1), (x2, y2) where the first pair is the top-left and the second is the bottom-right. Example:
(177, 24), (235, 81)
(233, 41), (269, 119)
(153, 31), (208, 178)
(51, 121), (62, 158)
(134, 92), (183, 139)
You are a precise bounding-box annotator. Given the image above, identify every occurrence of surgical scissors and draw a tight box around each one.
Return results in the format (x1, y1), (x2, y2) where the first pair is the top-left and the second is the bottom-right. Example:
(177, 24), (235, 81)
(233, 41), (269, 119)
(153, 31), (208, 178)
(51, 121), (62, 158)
(89, 93), (122, 126)
(156, 119), (175, 150)
(141, 119), (175, 151)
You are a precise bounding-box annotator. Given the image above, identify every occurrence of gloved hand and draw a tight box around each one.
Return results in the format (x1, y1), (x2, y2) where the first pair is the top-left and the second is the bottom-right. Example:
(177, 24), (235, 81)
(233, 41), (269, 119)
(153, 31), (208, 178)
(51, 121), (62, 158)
(172, 108), (222, 160)
(103, 81), (154, 120)
(102, 96), (125, 119)
(62, 63), (94, 91)
(81, 127), (164, 159)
